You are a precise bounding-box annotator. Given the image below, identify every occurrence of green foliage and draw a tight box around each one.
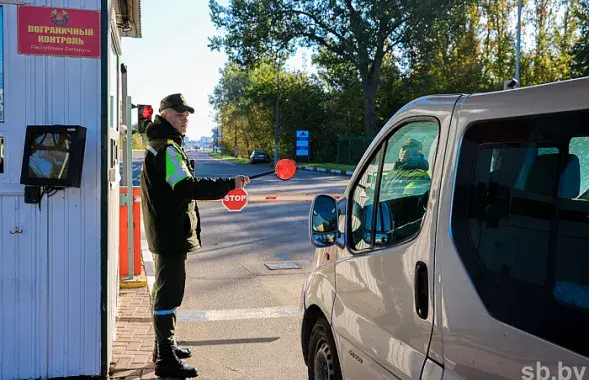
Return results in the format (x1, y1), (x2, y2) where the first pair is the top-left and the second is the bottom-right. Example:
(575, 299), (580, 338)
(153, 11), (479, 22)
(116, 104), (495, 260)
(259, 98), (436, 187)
(209, 0), (588, 165)
(131, 133), (146, 150)
(209, 0), (460, 137)
(572, 0), (589, 76)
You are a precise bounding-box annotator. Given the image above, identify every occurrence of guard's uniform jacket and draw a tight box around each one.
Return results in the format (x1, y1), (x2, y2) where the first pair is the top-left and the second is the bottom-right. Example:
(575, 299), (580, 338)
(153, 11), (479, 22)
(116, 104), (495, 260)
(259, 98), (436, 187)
(140, 115), (235, 255)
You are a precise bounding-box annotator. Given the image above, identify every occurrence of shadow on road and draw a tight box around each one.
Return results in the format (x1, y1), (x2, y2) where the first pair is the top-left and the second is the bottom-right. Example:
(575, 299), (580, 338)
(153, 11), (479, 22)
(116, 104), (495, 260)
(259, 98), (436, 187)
(177, 337), (280, 346)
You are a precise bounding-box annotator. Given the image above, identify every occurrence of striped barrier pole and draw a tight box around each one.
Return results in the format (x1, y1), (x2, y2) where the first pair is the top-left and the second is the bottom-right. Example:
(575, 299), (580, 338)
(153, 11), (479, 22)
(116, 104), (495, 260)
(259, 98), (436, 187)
(135, 193), (341, 204)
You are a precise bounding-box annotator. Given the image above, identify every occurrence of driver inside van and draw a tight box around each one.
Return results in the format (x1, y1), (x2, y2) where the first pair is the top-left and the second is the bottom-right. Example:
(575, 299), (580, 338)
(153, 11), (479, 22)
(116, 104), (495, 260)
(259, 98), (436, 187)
(384, 138), (431, 197)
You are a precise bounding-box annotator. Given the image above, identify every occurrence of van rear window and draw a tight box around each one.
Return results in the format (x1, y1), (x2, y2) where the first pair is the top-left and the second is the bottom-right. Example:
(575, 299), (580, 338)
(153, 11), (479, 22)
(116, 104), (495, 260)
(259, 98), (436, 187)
(451, 109), (589, 358)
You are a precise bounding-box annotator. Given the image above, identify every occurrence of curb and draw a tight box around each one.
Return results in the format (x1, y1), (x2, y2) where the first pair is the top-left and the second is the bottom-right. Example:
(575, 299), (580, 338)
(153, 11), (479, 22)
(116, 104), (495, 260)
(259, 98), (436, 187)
(297, 165), (354, 176)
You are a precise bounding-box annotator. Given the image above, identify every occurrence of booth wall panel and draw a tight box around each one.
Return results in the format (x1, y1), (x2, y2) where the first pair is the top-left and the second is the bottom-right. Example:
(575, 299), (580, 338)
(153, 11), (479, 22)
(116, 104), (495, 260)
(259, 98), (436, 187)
(0, 0), (104, 378)
(0, 195), (48, 380)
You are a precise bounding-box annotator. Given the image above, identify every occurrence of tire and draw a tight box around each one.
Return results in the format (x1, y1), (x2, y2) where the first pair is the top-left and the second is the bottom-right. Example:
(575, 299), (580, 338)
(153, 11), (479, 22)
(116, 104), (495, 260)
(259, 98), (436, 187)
(307, 318), (342, 380)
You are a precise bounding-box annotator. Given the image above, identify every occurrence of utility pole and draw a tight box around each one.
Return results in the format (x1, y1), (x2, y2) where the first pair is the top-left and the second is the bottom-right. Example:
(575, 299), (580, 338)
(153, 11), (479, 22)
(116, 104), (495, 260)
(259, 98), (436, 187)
(515, 0), (522, 84)
(274, 85), (280, 164)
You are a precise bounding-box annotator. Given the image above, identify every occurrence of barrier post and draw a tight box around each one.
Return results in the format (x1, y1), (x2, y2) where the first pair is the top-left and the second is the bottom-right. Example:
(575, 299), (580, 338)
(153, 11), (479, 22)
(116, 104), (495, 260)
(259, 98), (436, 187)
(125, 96), (134, 279)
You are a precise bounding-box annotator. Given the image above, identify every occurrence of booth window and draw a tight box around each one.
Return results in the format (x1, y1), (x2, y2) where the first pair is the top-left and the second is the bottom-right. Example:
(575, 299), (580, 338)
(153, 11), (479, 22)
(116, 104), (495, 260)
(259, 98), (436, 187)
(0, 6), (4, 123)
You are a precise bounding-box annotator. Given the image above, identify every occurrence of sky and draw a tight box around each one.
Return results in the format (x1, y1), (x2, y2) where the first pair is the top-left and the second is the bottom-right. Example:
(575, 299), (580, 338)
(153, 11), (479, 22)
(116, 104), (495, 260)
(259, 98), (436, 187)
(121, 0), (314, 141)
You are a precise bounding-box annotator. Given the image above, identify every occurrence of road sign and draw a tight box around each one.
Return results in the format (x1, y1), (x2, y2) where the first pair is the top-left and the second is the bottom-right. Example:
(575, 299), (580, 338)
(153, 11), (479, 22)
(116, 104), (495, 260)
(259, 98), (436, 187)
(295, 130), (310, 160)
(222, 188), (248, 212)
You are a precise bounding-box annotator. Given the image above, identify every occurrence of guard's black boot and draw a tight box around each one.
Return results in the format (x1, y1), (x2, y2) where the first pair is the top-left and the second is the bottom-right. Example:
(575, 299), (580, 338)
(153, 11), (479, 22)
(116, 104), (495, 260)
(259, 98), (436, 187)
(154, 341), (198, 378)
(153, 340), (192, 362)
(173, 341), (192, 359)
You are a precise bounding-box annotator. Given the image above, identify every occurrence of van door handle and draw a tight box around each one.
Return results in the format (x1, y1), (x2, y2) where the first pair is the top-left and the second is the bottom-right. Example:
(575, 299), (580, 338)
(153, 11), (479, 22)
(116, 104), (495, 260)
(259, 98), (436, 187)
(414, 261), (428, 319)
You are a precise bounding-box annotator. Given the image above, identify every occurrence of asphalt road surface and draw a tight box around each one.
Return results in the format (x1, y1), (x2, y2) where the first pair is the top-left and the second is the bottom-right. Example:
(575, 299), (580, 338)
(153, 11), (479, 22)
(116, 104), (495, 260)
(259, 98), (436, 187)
(137, 150), (349, 380)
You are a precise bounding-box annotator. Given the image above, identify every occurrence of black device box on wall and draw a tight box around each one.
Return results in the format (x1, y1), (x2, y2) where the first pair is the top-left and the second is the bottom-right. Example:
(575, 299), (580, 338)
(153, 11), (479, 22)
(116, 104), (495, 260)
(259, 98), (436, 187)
(19, 125), (87, 188)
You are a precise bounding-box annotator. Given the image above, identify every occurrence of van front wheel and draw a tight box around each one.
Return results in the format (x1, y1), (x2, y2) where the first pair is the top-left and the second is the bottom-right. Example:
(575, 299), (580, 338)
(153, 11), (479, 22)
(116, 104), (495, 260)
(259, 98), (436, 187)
(307, 318), (342, 380)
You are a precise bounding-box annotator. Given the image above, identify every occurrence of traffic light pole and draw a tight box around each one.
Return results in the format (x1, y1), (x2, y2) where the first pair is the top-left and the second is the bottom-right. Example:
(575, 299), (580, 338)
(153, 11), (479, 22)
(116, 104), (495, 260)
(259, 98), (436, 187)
(121, 64), (130, 188)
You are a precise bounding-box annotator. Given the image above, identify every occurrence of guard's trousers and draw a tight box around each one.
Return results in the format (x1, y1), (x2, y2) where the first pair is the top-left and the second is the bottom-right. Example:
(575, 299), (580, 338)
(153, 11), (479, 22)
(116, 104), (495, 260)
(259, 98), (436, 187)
(152, 252), (187, 344)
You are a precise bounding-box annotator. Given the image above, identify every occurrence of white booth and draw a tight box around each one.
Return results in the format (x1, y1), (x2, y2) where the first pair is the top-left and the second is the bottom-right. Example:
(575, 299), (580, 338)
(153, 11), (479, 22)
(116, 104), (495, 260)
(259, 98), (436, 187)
(0, 0), (142, 378)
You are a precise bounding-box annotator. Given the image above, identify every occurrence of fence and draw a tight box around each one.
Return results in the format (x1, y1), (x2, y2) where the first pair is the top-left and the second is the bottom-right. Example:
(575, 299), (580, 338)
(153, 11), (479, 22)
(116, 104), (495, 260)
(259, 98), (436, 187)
(337, 136), (374, 165)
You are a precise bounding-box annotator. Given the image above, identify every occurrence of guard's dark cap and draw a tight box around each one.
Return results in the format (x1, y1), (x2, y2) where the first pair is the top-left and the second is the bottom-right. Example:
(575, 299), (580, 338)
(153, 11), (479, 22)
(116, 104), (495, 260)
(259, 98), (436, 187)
(159, 93), (195, 114)
(402, 138), (423, 151)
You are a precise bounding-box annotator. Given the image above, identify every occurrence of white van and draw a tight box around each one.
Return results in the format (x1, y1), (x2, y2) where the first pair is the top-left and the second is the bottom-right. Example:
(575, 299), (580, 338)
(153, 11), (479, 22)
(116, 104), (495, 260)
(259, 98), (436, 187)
(300, 77), (589, 380)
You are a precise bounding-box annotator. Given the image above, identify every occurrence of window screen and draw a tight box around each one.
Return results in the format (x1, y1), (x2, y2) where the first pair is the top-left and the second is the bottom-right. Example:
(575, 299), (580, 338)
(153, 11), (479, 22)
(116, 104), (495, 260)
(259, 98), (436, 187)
(28, 132), (72, 179)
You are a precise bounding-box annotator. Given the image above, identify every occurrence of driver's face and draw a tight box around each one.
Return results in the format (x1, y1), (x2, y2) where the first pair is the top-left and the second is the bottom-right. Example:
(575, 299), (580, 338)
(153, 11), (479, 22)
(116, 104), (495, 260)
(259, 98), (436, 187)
(399, 145), (420, 162)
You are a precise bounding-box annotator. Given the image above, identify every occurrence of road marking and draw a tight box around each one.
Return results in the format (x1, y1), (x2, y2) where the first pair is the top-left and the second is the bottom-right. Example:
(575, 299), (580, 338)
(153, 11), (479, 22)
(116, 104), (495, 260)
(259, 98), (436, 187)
(202, 156), (236, 166)
(177, 306), (303, 323)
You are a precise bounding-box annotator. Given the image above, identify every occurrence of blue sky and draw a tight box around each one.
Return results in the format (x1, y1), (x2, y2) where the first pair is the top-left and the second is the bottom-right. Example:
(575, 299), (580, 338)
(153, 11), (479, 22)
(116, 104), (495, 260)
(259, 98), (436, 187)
(121, 0), (313, 141)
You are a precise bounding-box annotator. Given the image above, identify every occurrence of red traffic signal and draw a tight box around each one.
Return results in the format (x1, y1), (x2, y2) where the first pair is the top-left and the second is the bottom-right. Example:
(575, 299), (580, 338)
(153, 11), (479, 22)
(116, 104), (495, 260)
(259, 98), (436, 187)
(137, 104), (154, 134)
(141, 105), (154, 119)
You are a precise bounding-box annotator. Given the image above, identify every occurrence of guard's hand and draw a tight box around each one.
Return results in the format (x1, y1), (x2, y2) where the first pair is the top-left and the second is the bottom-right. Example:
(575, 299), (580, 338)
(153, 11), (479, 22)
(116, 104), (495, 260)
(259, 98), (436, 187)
(234, 175), (250, 189)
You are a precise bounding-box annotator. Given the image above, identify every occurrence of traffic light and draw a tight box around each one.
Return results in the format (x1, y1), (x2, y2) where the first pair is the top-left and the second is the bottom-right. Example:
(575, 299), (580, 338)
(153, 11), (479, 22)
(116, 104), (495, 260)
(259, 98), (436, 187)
(137, 104), (154, 134)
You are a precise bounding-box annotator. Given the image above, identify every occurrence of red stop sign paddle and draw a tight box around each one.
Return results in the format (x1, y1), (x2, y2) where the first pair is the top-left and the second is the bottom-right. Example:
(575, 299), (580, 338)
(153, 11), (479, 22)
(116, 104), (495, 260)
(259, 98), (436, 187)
(223, 187), (248, 212)
(249, 158), (297, 181)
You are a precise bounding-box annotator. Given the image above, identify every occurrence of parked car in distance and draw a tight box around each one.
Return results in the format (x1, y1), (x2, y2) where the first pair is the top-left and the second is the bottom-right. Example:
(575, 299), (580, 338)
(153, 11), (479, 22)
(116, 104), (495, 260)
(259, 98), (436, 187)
(250, 149), (270, 164)
(300, 76), (589, 380)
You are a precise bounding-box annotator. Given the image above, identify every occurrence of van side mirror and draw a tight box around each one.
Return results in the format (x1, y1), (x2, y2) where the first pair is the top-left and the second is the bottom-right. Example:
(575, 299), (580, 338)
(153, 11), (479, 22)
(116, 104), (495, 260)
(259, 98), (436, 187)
(309, 195), (338, 247)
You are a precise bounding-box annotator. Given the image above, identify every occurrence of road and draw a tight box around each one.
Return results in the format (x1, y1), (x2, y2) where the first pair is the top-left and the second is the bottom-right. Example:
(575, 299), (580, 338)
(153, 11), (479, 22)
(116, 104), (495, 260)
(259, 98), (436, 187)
(136, 150), (349, 380)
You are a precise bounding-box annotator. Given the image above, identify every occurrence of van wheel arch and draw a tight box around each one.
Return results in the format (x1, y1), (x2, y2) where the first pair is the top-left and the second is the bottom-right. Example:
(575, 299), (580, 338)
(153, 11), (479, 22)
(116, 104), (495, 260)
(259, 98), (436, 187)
(301, 305), (329, 366)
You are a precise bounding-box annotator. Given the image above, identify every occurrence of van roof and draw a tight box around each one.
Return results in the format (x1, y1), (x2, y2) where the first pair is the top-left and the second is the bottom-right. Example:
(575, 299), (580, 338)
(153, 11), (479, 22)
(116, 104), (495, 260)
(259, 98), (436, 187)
(412, 76), (588, 105)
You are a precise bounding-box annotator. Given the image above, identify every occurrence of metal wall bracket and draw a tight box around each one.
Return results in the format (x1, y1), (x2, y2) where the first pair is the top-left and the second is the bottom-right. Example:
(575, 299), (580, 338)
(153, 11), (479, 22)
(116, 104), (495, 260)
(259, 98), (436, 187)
(120, 192), (133, 206)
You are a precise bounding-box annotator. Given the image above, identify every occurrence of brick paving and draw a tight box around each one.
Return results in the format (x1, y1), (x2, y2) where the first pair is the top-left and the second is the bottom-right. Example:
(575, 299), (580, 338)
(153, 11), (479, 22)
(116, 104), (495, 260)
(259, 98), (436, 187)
(109, 280), (157, 379)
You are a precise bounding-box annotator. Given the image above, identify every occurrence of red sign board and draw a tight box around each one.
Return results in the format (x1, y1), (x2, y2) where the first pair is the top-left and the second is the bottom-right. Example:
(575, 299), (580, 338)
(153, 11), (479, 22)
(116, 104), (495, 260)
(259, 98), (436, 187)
(18, 6), (101, 58)
(223, 188), (248, 212)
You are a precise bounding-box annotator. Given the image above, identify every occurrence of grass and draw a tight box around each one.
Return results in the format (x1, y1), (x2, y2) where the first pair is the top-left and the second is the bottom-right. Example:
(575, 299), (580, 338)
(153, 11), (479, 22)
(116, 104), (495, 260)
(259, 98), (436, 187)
(207, 152), (252, 164)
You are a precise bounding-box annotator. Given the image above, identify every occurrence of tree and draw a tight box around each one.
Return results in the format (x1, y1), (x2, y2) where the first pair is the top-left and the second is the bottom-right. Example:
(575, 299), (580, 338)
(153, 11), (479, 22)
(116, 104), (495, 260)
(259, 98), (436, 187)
(209, 0), (459, 137)
(403, 0), (489, 94)
(210, 61), (334, 160)
(554, 0), (581, 80)
(571, 0), (589, 76)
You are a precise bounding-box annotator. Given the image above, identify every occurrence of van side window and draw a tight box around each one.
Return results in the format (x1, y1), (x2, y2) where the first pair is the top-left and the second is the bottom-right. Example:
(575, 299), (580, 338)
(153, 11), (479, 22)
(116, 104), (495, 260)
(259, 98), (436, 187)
(349, 120), (439, 251)
(570, 137), (589, 199)
(374, 121), (439, 246)
(452, 109), (589, 358)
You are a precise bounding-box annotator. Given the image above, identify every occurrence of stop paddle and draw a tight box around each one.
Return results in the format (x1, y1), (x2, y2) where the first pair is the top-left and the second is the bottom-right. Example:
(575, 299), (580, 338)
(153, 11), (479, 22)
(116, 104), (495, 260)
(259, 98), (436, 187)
(249, 158), (297, 181)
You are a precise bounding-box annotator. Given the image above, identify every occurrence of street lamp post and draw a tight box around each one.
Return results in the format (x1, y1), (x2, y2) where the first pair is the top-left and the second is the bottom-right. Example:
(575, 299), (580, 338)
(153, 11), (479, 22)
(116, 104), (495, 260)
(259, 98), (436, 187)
(274, 88), (280, 164)
(515, 0), (523, 84)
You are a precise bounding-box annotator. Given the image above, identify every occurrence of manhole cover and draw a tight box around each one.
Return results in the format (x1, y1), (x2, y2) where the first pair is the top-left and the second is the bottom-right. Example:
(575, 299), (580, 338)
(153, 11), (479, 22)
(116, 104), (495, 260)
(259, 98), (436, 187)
(264, 262), (302, 270)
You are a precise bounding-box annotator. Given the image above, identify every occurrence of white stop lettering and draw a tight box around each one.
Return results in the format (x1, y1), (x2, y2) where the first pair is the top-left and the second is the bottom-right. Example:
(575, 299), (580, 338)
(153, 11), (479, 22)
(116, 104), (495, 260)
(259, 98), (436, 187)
(224, 194), (246, 202)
